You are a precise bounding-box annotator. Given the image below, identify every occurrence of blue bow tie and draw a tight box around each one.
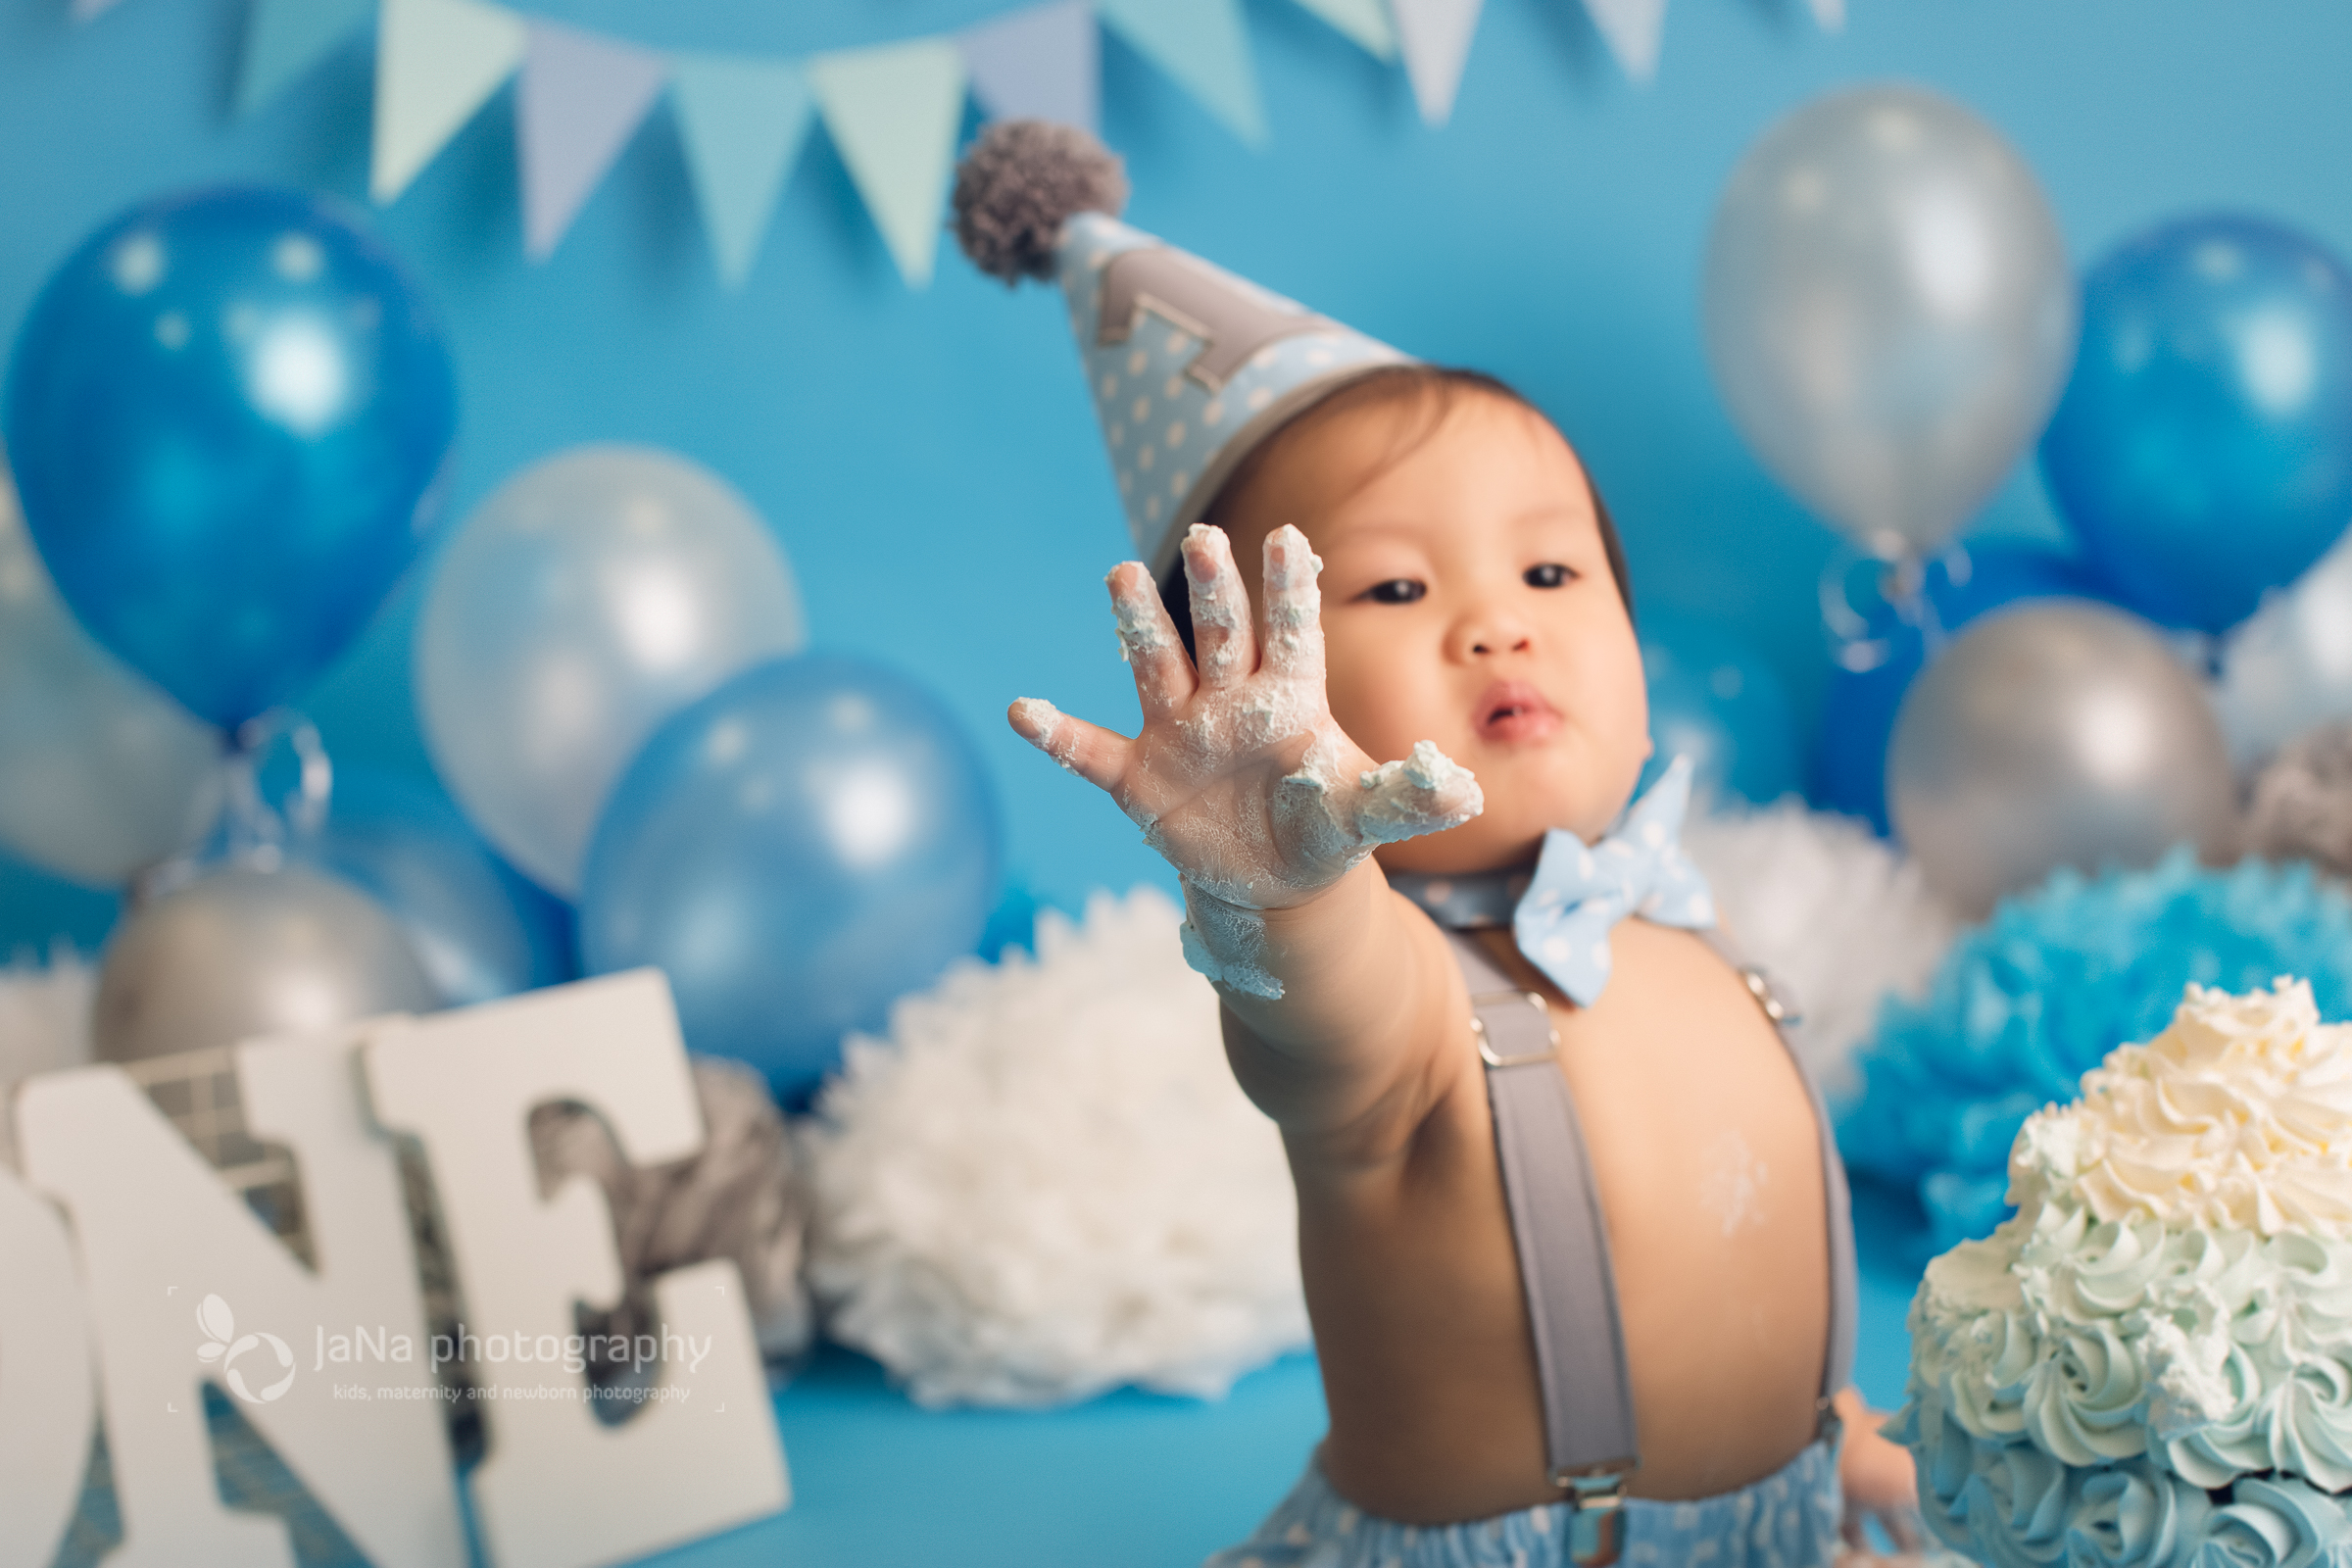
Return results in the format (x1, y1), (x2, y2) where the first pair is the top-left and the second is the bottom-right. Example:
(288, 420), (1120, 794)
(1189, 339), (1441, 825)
(1390, 756), (1716, 1007)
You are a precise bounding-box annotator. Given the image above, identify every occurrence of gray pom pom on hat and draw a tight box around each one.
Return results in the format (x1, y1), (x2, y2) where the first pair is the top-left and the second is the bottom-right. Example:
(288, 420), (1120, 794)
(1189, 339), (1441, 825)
(952, 120), (1129, 285)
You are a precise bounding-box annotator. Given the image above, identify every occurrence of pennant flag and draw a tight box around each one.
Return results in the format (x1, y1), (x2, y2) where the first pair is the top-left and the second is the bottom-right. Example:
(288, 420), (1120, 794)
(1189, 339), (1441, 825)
(1390, 0), (1481, 126)
(1582, 0), (1669, 82)
(237, 0), (375, 117)
(958, 1), (1099, 132)
(371, 0), (526, 202)
(516, 20), (667, 259)
(1808, 0), (1844, 30)
(1291, 0), (1396, 61)
(671, 55), (813, 288)
(806, 38), (968, 288)
(1096, 0), (1267, 149)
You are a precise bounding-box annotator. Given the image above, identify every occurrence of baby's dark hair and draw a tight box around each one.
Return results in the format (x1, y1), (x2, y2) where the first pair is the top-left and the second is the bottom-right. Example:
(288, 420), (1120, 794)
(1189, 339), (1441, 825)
(1159, 365), (1634, 658)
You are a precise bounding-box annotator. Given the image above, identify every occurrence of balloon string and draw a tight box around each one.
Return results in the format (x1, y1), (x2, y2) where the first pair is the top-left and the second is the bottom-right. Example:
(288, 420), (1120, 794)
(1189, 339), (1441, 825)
(1819, 541), (1893, 672)
(221, 710), (334, 867)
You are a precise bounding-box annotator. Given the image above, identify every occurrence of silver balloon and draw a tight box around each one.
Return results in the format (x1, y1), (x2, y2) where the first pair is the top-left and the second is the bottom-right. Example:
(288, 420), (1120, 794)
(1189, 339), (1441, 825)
(415, 446), (805, 897)
(93, 863), (438, 1063)
(0, 456), (222, 885)
(1889, 601), (2235, 917)
(1705, 84), (2079, 557)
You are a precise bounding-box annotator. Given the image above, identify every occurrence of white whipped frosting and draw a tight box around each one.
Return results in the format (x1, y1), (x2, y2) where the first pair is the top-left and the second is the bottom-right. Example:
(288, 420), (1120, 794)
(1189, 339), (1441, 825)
(2009, 979), (2352, 1238)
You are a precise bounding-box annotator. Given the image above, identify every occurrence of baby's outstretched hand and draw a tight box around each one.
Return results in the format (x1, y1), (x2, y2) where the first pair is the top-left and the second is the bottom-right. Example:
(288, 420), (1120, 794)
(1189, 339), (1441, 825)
(1008, 522), (1482, 999)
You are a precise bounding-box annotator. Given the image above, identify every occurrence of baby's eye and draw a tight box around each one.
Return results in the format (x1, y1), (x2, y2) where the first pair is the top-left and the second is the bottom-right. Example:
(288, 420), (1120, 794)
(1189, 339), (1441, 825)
(1362, 579), (1427, 605)
(1524, 563), (1575, 589)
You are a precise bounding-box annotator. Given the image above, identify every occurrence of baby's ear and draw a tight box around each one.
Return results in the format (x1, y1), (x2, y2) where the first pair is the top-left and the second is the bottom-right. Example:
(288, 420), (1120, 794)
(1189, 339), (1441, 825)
(1642, 733), (1655, 760)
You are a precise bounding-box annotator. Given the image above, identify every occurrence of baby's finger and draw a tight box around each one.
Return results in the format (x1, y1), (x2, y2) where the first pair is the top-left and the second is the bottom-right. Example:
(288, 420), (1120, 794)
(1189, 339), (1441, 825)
(1106, 563), (1195, 719)
(1008, 698), (1129, 793)
(1354, 741), (1483, 848)
(1258, 524), (1325, 683)
(1182, 524), (1258, 689)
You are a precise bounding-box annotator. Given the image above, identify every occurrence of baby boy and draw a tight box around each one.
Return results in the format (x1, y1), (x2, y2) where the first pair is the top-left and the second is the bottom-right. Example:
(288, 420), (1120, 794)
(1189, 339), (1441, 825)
(956, 122), (1919, 1567)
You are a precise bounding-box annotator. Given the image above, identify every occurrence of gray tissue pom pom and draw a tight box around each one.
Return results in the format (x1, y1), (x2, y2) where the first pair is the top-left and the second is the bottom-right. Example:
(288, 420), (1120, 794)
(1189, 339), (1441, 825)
(952, 120), (1128, 285)
(2245, 719), (2352, 876)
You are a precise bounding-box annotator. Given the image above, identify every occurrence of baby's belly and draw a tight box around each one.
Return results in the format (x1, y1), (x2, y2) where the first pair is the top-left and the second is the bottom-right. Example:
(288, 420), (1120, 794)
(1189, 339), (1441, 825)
(1299, 922), (1832, 1522)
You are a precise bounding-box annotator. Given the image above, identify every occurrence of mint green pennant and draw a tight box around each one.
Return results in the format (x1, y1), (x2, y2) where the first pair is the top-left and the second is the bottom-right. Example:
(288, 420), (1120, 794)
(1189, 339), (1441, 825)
(371, 0), (526, 202)
(1291, 0), (1396, 61)
(806, 38), (967, 289)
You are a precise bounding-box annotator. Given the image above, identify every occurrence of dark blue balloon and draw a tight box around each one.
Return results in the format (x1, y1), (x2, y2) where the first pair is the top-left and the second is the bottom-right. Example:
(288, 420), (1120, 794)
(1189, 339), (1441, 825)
(3, 186), (457, 726)
(297, 767), (576, 1008)
(579, 655), (1004, 1105)
(2040, 214), (2352, 633)
(1814, 543), (2101, 834)
(1636, 609), (1799, 806)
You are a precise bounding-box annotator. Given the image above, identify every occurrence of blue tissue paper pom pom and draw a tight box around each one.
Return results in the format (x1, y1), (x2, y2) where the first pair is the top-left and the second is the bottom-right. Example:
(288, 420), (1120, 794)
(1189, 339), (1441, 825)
(1838, 850), (2352, 1250)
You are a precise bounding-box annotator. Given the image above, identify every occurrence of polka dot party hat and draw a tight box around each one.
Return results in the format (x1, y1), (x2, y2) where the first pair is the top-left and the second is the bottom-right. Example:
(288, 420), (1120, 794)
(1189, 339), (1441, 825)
(952, 122), (1409, 578)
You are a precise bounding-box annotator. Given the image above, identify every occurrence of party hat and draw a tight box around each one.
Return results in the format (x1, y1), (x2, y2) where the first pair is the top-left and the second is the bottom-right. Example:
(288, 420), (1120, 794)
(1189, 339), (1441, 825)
(953, 122), (1409, 578)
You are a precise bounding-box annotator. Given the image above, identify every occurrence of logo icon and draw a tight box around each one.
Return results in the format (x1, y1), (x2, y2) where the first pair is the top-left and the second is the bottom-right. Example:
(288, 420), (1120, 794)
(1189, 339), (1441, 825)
(194, 1294), (295, 1403)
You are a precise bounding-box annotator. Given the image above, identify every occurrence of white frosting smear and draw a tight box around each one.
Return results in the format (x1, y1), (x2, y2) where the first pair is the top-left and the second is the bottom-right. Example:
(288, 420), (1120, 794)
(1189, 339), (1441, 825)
(2010, 979), (2352, 1238)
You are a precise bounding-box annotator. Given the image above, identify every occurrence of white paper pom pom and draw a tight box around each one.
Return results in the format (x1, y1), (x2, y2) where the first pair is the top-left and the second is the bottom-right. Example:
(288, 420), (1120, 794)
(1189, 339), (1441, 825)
(804, 887), (1305, 1408)
(1683, 801), (1957, 1101)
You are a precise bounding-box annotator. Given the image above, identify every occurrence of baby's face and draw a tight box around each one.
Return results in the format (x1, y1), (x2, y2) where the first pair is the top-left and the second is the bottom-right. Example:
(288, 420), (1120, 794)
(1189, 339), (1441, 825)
(1220, 389), (1650, 872)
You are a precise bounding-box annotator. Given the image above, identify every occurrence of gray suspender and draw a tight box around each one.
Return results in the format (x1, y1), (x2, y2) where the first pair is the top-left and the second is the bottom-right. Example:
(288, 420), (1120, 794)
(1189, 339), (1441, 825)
(1450, 930), (1857, 1561)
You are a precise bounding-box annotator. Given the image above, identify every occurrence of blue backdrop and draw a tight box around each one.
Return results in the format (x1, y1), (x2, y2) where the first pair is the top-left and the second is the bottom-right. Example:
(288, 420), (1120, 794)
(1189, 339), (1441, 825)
(3, 0), (2347, 954)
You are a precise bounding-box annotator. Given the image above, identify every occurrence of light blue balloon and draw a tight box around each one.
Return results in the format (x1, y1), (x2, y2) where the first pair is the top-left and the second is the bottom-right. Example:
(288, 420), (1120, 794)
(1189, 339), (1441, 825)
(2041, 214), (2352, 633)
(1637, 610), (1799, 807)
(415, 445), (806, 898)
(579, 655), (1002, 1104)
(295, 767), (576, 1008)
(3, 186), (457, 726)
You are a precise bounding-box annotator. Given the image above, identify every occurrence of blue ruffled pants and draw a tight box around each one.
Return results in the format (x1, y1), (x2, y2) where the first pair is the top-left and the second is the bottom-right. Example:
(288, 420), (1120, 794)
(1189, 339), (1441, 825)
(1204, 1438), (1843, 1568)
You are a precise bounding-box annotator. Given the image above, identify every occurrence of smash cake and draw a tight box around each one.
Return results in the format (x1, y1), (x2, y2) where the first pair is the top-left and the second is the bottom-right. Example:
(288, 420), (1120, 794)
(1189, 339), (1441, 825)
(1897, 979), (2352, 1567)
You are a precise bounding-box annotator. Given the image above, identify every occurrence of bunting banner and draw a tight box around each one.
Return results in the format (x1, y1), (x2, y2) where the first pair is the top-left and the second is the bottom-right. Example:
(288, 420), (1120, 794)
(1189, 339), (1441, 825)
(806, 39), (968, 288)
(1582, 0), (1672, 84)
(1292, 0), (1397, 61)
(75, 0), (1846, 290)
(670, 55), (814, 289)
(237, 0), (374, 118)
(371, 0), (524, 204)
(1391, 0), (1483, 127)
(959, 0), (1100, 132)
(516, 21), (667, 260)
(1096, 0), (1267, 149)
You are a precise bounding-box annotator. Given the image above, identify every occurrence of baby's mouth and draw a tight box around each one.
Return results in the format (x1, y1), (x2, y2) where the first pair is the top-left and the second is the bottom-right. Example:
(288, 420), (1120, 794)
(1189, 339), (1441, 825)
(1474, 681), (1562, 744)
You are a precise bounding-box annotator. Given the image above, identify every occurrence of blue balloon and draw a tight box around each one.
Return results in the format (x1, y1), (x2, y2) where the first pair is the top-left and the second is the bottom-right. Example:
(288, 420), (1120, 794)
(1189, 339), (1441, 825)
(580, 655), (1004, 1104)
(2040, 214), (2352, 634)
(296, 768), (575, 1008)
(1814, 543), (2102, 834)
(3, 186), (457, 726)
(1637, 610), (1799, 807)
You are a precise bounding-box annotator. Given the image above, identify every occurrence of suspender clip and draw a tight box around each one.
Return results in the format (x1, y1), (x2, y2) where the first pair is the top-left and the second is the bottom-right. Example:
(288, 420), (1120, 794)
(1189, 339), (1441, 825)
(1470, 990), (1559, 1068)
(1553, 1467), (1631, 1566)
(1739, 965), (1803, 1028)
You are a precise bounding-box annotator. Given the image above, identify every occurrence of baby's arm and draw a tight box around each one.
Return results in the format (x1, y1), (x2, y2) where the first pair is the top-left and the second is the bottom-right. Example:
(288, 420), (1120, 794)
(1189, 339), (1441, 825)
(1008, 523), (1483, 1137)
